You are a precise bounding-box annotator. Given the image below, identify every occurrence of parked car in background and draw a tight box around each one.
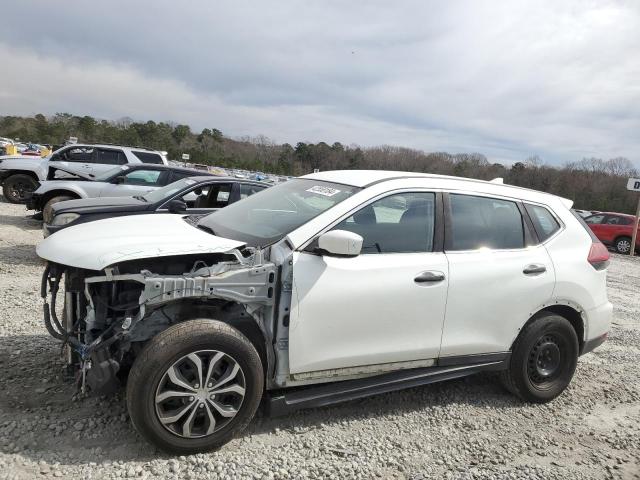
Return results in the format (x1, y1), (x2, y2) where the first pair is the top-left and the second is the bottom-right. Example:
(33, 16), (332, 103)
(37, 170), (611, 453)
(574, 209), (600, 218)
(43, 176), (268, 236)
(583, 212), (640, 254)
(28, 164), (213, 222)
(0, 144), (168, 203)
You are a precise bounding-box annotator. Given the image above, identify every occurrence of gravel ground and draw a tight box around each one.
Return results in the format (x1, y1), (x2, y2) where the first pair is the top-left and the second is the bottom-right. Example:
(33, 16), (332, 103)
(0, 199), (638, 480)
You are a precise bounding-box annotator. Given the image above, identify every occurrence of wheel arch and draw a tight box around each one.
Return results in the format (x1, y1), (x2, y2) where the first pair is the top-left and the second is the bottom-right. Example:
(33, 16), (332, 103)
(613, 234), (632, 246)
(170, 300), (270, 374)
(41, 188), (82, 203)
(3, 169), (40, 182)
(519, 303), (585, 353)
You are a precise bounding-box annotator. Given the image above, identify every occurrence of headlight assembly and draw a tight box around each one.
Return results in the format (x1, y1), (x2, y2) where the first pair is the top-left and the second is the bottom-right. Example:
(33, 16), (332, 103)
(51, 212), (80, 226)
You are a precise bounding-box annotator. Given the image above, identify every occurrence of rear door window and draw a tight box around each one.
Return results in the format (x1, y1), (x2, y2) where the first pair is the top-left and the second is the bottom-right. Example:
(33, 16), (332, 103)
(448, 194), (525, 250)
(95, 148), (127, 165)
(524, 204), (561, 241)
(132, 151), (164, 164)
(604, 215), (632, 225)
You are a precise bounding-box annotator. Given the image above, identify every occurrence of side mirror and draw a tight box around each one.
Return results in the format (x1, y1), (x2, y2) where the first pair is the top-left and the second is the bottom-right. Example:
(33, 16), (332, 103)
(167, 199), (187, 214)
(113, 175), (126, 184)
(316, 230), (363, 257)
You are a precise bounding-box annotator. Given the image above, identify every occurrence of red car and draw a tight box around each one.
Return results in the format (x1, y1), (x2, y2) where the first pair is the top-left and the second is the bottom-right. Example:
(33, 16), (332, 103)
(584, 212), (640, 254)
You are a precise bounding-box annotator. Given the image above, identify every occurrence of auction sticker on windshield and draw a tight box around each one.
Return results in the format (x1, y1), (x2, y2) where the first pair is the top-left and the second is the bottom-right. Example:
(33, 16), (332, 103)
(306, 185), (341, 197)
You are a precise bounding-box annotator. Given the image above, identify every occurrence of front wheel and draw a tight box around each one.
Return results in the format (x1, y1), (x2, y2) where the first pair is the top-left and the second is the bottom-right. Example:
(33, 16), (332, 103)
(3, 174), (39, 203)
(43, 195), (75, 223)
(614, 236), (632, 255)
(126, 319), (264, 454)
(500, 313), (578, 403)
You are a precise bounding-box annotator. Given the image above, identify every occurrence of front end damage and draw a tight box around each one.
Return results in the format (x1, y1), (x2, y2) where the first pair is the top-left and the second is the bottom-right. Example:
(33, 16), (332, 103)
(41, 247), (280, 395)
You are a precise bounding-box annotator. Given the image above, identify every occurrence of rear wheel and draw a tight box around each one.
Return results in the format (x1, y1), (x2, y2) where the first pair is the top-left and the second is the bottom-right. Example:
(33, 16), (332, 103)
(614, 236), (632, 254)
(126, 319), (263, 454)
(43, 195), (75, 223)
(501, 312), (578, 403)
(3, 174), (38, 204)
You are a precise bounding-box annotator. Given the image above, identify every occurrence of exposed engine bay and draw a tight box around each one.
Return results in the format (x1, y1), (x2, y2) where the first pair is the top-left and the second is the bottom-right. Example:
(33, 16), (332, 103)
(41, 244), (294, 395)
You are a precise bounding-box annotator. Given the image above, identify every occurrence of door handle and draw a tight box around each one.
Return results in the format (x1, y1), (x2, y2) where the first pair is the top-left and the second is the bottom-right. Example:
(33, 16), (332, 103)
(523, 264), (546, 275)
(414, 271), (446, 283)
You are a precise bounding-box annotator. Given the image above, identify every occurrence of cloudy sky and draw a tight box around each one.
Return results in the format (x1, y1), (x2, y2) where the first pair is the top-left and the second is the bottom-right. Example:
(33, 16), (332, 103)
(1, 0), (639, 165)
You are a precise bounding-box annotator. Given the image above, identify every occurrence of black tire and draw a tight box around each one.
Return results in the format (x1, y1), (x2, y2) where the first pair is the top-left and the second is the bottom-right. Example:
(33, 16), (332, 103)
(500, 312), (578, 403)
(614, 236), (632, 255)
(43, 195), (75, 223)
(126, 319), (263, 454)
(3, 174), (39, 204)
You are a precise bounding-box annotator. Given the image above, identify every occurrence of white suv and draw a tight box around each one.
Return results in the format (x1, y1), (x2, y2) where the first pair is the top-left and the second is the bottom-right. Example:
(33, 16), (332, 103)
(37, 170), (612, 454)
(0, 144), (167, 203)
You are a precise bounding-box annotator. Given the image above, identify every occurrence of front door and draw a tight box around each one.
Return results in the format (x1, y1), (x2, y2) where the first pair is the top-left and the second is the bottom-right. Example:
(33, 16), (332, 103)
(289, 191), (449, 375)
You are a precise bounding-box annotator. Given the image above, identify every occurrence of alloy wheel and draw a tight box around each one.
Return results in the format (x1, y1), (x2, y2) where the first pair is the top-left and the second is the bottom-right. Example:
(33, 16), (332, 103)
(616, 239), (631, 254)
(154, 350), (246, 439)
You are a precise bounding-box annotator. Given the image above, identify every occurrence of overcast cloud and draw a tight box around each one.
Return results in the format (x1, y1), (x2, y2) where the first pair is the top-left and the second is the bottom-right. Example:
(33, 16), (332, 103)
(1, 0), (639, 165)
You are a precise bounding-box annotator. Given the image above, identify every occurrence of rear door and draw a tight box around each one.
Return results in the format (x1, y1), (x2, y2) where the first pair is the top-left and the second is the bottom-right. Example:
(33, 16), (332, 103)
(90, 148), (129, 176)
(439, 193), (556, 358)
(602, 215), (633, 247)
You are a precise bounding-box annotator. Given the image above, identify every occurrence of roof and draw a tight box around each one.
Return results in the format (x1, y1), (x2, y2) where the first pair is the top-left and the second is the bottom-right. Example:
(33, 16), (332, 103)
(301, 170), (573, 208)
(64, 144), (163, 153)
(598, 212), (635, 218)
(302, 170), (428, 187)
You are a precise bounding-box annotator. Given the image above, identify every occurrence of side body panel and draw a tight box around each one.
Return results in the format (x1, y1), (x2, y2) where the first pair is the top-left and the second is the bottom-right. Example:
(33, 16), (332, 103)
(440, 245), (555, 356)
(545, 209), (611, 342)
(289, 250), (449, 374)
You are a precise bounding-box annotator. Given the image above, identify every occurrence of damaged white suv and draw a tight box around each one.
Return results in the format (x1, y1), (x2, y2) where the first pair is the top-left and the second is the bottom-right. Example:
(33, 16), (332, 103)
(36, 170), (612, 454)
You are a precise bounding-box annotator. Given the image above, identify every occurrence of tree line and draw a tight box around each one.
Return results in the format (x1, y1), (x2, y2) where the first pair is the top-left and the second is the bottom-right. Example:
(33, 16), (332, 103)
(1, 113), (638, 213)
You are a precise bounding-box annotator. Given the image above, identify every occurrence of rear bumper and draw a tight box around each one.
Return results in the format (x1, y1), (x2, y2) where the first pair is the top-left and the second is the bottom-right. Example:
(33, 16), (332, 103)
(581, 333), (608, 355)
(581, 301), (613, 355)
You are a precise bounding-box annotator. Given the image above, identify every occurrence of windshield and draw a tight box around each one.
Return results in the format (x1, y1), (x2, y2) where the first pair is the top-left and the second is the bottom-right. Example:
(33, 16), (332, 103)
(93, 165), (131, 181)
(197, 179), (360, 246)
(143, 177), (199, 203)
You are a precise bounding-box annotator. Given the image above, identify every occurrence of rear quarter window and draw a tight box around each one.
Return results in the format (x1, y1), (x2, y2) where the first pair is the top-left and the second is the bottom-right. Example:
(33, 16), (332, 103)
(524, 204), (561, 241)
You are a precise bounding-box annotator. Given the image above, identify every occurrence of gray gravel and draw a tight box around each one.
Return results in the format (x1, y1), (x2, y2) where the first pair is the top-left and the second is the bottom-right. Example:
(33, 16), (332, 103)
(0, 200), (639, 480)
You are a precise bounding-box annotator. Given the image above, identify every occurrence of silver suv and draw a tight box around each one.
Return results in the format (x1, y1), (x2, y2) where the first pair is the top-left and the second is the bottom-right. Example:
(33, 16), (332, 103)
(0, 144), (168, 203)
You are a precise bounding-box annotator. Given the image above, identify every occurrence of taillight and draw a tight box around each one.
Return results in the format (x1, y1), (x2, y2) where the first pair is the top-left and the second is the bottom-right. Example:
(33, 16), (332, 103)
(588, 242), (610, 270)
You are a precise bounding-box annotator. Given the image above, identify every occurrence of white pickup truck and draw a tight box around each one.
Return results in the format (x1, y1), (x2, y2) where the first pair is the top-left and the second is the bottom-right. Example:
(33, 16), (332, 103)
(0, 144), (167, 203)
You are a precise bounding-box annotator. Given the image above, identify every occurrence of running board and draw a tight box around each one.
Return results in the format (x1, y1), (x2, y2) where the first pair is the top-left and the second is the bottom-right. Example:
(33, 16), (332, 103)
(266, 354), (510, 417)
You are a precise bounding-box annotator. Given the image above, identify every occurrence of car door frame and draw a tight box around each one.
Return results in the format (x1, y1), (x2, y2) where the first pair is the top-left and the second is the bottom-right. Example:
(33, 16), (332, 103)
(287, 188), (448, 378)
(439, 190), (557, 358)
(155, 180), (237, 215)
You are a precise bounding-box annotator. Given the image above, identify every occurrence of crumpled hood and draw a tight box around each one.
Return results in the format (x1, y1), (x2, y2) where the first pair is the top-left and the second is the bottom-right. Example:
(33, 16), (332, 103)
(37, 214), (246, 270)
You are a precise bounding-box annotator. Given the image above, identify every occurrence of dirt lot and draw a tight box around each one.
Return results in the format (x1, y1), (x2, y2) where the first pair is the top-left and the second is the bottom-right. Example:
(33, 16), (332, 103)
(0, 200), (638, 480)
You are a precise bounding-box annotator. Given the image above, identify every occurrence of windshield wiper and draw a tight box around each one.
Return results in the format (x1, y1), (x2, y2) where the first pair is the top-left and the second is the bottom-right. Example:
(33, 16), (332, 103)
(133, 195), (148, 202)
